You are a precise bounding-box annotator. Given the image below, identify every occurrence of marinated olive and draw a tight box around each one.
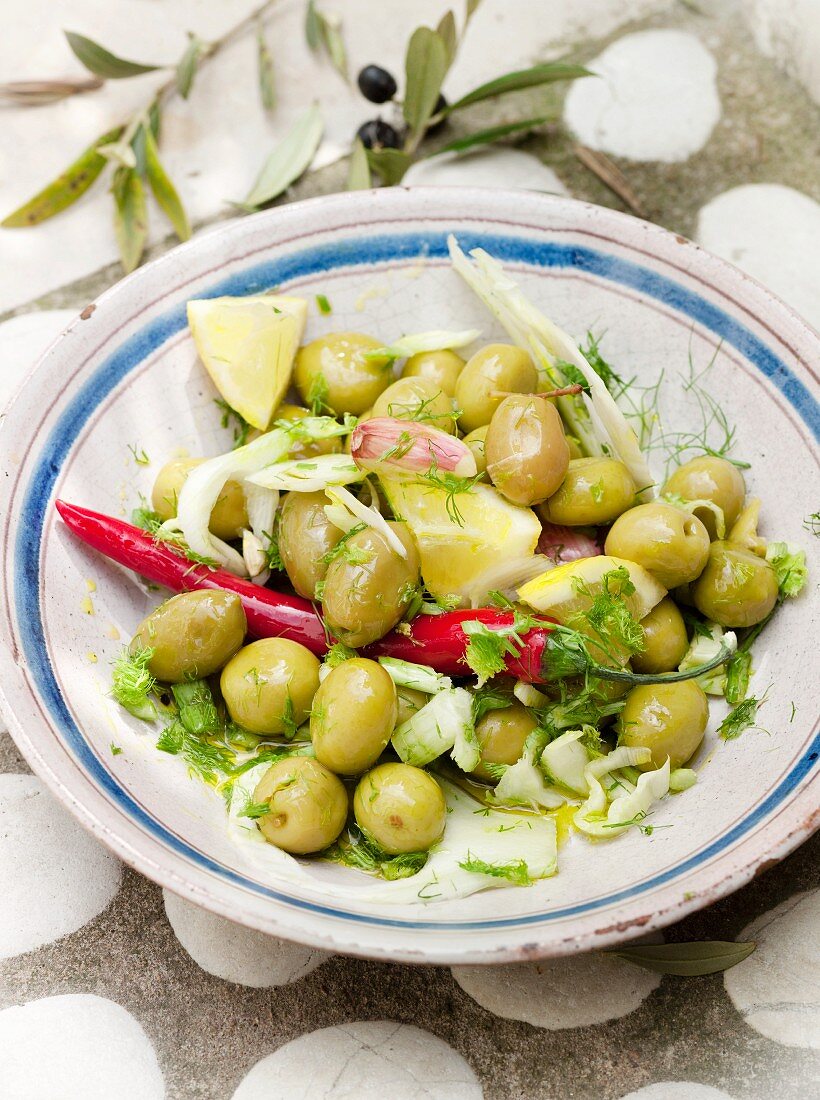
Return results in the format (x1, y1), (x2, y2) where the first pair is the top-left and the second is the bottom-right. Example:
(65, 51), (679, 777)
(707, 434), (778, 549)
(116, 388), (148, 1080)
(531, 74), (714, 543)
(462, 425), (489, 476)
(322, 522), (420, 647)
(455, 344), (538, 433)
(395, 685), (428, 726)
(131, 590), (246, 682)
(220, 638), (320, 735)
(253, 757), (347, 854)
(663, 456), (746, 538)
(294, 332), (392, 416)
(371, 376), (456, 434)
(401, 348), (465, 396)
(539, 457), (636, 527)
(273, 403), (341, 458)
(151, 458), (248, 541)
(473, 703), (537, 782)
(692, 541), (779, 627)
(353, 762), (446, 853)
(311, 659), (397, 774)
(485, 394), (570, 506)
(619, 681), (709, 769)
(278, 490), (343, 599)
(632, 597), (689, 674)
(605, 502), (710, 589)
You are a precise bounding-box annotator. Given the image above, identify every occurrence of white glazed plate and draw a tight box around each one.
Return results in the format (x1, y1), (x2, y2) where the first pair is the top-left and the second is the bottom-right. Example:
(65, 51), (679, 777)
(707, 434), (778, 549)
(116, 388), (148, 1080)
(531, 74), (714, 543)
(1, 189), (817, 964)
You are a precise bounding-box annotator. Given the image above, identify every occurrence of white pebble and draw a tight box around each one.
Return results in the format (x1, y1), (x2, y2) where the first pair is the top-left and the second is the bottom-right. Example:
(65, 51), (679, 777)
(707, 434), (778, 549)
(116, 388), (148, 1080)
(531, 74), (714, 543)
(403, 148), (567, 194)
(563, 30), (720, 162)
(0, 994), (164, 1099)
(231, 1021), (483, 1100)
(620, 1085), (734, 1100)
(745, 0), (820, 105)
(452, 949), (660, 1029)
(724, 890), (820, 1049)
(0, 774), (121, 960)
(696, 183), (820, 330)
(163, 889), (329, 987)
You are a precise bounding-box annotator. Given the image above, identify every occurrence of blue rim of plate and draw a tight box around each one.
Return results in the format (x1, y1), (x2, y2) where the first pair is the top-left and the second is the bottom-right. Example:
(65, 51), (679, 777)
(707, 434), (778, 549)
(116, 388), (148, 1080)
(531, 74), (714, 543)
(16, 229), (820, 930)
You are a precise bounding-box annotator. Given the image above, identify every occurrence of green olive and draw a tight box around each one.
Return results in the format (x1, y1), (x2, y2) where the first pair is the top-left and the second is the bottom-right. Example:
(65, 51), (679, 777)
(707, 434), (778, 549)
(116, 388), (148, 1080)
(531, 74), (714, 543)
(662, 456), (746, 538)
(277, 490), (342, 599)
(462, 425), (489, 476)
(151, 458), (248, 541)
(311, 659), (397, 774)
(131, 590), (246, 682)
(371, 376), (456, 434)
(604, 502), (710, 589)
(485, 394), (570, 506)
(632, 598), (689, 674)
(220, 638), (320, 735)
(273, 404), (341, 458)
(322, 522), (420, 647)
(253, 757), (347, 854)
(455, 344), (538, 433)
(692, 541), (779, 627)
(619, 681), (709, 769)
(472, 703), (537, 782)
(539, 457), (637, 527)
(294, 332), (392, 416)
(395, 685), (428, 726)
(353, 763), (446, 853)
(402, 349), (465, 395)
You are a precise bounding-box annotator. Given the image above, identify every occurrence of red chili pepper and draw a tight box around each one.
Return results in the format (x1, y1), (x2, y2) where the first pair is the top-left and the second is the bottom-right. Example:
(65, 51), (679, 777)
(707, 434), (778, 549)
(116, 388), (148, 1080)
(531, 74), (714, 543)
(55, 501), (554, 680)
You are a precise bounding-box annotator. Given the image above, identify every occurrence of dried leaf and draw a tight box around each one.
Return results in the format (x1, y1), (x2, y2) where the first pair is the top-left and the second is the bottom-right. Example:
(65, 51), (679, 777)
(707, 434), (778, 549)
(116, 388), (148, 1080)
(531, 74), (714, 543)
(111, 166), (148, 273)
(449, 60), (591, 112)
(609, 940), (756, 976)
(176, 33), (203, 99)
(242, 103), (324, 208)
(305, 0), (321, 50)
(319, 12), (348, 81)
(403, 27), (448, 135)
(1, 124), (123, 227)
(0, 77), (102, 106)
(436, 10), (458, 69)
(64, 30), (161, 79)
(257, 24), (275, 111)
(347, 138), (372, 190)
(144, 129), (190, 241)
(573, 144), (646, 217)
(366, 147), (411, 185)
(436, 115), (550, 154)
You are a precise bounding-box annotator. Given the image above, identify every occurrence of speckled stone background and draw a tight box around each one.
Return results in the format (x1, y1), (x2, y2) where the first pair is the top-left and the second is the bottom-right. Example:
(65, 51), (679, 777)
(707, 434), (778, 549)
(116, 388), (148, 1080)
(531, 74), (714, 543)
(1, 2), (818, 1098)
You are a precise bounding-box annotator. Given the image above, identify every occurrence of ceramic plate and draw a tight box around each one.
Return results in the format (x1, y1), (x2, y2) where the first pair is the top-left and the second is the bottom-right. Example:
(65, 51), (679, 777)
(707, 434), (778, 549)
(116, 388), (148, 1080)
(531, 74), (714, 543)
(1, 189), (817, 964)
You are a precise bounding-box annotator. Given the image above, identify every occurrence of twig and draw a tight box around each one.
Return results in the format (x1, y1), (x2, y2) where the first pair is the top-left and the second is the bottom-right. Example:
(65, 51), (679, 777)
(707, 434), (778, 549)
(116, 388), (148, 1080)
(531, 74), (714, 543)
(573, 143), (646, 218)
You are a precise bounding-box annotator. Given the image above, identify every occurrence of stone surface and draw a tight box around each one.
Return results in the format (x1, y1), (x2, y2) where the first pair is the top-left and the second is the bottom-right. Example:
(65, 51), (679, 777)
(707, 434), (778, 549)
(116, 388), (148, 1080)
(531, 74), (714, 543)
(620, 1087), (734, 1100)
(0, 774), (121, 960)
(745, 0), (820, 105)
(0, 993), (164, 1099)
(163, 889), (329, 988)
(230, 1021), (484, 1100)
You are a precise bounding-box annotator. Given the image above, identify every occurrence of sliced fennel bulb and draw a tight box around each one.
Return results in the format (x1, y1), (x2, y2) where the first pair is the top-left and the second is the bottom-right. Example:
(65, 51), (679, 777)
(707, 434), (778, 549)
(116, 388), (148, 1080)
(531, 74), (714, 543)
(377, 657), (452, 695)
(678, 622), (733, 695)
(574, 748), (671, 838)
(448, 235), (656, 500)
(248, 454), (363, 492)
(392, 687), (477, 770)
(540, 729), (591, 795)
(492, 755), (566, 810)
(369, 328), (482, 360)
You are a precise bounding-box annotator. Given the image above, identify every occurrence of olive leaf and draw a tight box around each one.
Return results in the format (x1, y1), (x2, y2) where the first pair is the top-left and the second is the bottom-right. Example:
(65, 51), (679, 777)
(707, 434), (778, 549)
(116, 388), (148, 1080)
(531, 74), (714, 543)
(0, 77), (102, 106)
(346, 138), (372, 190)
(176, 33), (203, 99)
(466, 0), (483, 19)
(1, 124), (123, 227)
(111, 166), (148, 273)
(608, 940), (756, 976)
(242, 103), (324, 209)
(436, 10), (458, 69)
(305, 0), (321, 50)
(144, 129), (190, 241)
(305, 2), (347, 81)
(435, 115), (550, 155)
(96, 140), (138, 169)
(403, 26), (447, 135)
(366, 147), (411, 185)
(257, 24), (275, 111)
(64, 31), (161, 79)
(448, 60), (591, 112)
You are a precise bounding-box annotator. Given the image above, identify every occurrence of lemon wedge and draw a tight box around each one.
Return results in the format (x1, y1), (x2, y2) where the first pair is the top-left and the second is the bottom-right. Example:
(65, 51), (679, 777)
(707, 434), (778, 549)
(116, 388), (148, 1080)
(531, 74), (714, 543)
(517, 555), (666, 623)
(381, 478), (541, 604)
(187, 294), (308, 430)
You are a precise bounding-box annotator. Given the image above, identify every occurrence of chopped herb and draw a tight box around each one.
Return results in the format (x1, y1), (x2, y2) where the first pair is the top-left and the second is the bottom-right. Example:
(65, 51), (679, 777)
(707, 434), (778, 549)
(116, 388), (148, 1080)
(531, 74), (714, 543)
(471, 683), (515, 723)
(461, 611), (539, 686)
(724, 650), (751, 705)
(111, 645), (157, 721)
(110, 742), (123, 756)
(324, 641), (357, 668)
(386, 391), (460, 427)
(323, 824), (428, 880)
(127, 443), (150, 465)
(415, 459), (483, 527)
(262, 525), (284, 572)
(318, 522), (369, 566)
(766, 542), (808, 599)
(307, 371), (331, 415)
(215, 398), (252, 448)
(589, 478), (605, 503)
(458, 853), (533, 886)
(803, 511), (820, 538)
(240, 798), (271, 819)
(131, 503), (163, 534)
(156, 720), (236, 785)
(280, 693), (300, 740)
(789, 702), (797, 723)
(719, 692), (769, 740)
(315, 293), (332, 314)
(172, 679), (219, 737)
